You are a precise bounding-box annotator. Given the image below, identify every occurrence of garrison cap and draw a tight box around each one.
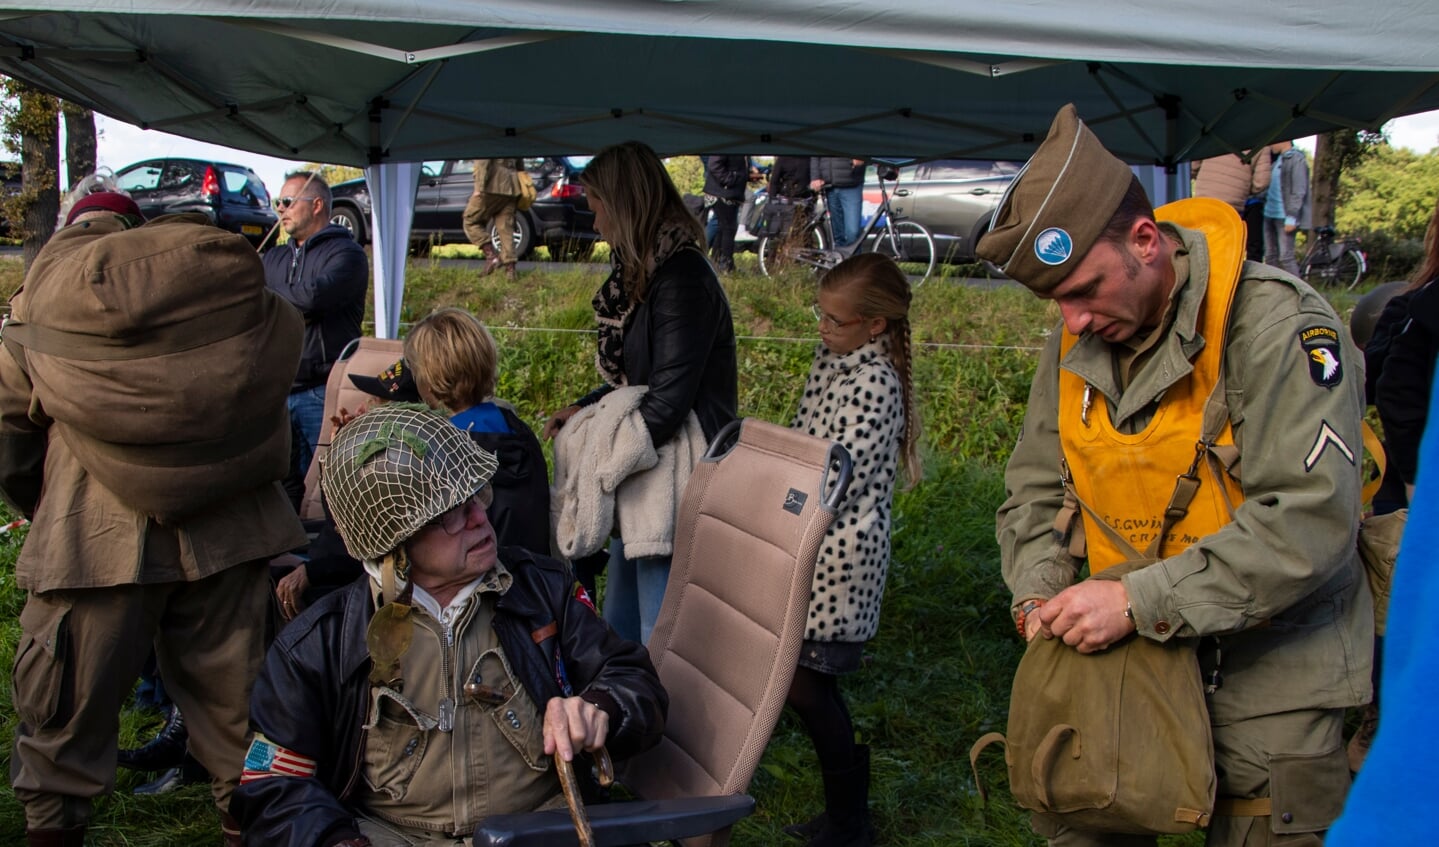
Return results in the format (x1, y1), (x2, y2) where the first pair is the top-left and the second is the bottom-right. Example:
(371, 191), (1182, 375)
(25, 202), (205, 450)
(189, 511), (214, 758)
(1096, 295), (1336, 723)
(976, 104), (1135, 292)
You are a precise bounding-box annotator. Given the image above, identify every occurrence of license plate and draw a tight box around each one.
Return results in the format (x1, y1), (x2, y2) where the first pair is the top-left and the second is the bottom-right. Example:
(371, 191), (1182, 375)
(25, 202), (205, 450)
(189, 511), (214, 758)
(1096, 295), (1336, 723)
(241, 224), (262, 236)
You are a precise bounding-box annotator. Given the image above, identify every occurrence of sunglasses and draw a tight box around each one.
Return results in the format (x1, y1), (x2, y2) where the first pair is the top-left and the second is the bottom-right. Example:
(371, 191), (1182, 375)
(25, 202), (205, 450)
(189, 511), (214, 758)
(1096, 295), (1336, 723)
(423, 486), (495, 536)
(273, 195), (321, 211)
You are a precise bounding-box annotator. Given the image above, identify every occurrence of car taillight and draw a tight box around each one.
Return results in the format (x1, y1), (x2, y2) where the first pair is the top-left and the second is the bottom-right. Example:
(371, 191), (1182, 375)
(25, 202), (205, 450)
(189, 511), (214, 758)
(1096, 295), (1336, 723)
(552, 182), (584, 200)
(202, 166), (220, 200)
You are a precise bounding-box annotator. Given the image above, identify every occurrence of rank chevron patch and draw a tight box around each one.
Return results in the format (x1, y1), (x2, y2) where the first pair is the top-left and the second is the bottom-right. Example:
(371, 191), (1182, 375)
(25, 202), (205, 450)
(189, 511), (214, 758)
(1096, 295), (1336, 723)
(1304, 420), (1355, 472)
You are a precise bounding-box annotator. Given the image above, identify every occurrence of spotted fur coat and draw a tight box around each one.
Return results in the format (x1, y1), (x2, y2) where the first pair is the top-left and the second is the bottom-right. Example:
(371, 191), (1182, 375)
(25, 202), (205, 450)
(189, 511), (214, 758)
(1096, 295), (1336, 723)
(791, 336), (903, 643)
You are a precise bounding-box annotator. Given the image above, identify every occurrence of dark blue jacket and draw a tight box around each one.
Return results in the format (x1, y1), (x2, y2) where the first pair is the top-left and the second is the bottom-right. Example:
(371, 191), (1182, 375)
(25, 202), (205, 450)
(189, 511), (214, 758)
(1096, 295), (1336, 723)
(262, 224), (369, 392)
(230, 548), (667, 846)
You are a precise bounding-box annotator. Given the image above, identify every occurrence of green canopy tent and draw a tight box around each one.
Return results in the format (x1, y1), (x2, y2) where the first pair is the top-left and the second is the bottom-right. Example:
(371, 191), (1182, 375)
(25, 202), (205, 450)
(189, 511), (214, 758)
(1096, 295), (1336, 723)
(1, 0), (1436, 333)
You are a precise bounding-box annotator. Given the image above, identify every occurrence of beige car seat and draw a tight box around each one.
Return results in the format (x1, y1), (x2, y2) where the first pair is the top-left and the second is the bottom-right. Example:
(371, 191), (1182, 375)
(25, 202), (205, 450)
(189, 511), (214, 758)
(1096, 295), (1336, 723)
(476, 417), (853, 847)
(298, 336), (404, 521)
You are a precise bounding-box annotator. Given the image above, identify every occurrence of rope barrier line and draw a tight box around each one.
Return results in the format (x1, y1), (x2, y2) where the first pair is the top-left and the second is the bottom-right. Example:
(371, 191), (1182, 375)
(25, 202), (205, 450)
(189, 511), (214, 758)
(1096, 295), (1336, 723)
(460, 323), (1044, 353)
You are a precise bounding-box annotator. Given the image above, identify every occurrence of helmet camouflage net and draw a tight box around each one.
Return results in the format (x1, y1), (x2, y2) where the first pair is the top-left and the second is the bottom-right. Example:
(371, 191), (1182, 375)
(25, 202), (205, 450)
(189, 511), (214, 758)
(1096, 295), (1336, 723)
(320, 404), (498, 560)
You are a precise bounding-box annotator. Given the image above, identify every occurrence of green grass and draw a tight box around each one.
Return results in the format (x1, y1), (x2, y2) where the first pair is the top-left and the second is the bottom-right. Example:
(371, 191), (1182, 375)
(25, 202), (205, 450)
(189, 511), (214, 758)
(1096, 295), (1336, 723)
(0, 253), (1360, 845)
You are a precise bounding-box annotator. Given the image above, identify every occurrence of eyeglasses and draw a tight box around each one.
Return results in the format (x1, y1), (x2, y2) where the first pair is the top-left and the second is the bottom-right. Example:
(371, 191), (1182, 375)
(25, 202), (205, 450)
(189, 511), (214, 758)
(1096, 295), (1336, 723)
(273, 195), (321, 211)
(811, 303), (865, 330)
(423, 486), (495, 536)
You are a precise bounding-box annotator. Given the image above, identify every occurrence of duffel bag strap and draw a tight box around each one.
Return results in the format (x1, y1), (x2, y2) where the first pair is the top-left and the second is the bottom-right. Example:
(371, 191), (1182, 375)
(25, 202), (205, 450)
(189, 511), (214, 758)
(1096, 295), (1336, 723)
(967, 732), (1008, 805)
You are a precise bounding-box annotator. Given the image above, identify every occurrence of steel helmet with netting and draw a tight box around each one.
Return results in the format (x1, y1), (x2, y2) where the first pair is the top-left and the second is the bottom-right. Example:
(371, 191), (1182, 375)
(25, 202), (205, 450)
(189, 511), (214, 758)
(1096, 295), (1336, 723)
(320, 404), (498, 561)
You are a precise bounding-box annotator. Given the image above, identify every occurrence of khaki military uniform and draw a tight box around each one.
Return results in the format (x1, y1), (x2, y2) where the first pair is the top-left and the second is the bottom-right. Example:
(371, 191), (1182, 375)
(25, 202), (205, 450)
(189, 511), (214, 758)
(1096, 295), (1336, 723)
(998, 223), (1373, 846)
(357, 563), (562, 840)
(462, 158), (523, 264)
(0, 217), (307, 830)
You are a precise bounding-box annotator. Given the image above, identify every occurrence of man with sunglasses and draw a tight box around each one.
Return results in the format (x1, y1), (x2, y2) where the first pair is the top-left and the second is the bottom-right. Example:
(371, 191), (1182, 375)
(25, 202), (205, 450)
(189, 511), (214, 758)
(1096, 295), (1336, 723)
(231, 405), (666, 846)
(262, 171), (370, 509)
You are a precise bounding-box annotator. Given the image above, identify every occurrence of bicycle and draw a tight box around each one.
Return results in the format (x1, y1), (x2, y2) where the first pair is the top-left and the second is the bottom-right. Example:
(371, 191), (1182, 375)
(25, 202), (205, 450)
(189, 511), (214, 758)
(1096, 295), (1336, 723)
(757, 165), (937, 285)
(1299, 225), (1367, 290)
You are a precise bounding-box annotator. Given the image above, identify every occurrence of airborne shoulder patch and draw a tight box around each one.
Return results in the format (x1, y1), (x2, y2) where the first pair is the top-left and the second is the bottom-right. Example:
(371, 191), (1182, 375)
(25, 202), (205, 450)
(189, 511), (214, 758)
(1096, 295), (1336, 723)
(1298, 326), (1343, 388)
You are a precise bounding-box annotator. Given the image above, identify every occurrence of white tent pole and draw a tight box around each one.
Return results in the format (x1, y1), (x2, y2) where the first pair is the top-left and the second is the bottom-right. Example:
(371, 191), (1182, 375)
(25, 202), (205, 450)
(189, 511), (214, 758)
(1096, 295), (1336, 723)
(366, 162), (420, 339)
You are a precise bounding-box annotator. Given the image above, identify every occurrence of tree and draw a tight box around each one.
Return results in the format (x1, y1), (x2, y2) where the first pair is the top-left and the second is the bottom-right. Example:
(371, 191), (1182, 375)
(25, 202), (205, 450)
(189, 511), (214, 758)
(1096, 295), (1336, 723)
(299, 162), (363, 186)
(0, 78), (59, 269)
(1310, 129), (1384, 229)
(62, 102), (96, 190)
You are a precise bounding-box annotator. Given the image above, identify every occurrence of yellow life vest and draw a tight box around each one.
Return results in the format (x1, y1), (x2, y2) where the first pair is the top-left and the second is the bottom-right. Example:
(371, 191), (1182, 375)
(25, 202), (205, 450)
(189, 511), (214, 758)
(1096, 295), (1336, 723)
(1057, 198), (1247, 573)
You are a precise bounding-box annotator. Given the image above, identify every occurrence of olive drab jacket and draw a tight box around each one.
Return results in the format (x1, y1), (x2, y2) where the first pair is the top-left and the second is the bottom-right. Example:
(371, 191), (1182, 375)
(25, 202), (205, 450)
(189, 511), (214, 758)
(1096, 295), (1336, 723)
(472, 158), (524, 198)
(997, 221), (1373, 724)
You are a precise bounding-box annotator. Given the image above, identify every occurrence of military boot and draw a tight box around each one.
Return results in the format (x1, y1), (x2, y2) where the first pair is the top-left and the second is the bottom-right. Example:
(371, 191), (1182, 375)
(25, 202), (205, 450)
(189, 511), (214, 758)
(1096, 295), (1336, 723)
(479, 244), (502, 277)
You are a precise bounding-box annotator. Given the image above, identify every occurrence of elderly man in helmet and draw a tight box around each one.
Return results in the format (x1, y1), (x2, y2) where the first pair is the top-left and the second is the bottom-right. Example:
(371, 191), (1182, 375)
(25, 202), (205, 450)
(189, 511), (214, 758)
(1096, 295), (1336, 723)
(230, 406), (667, 846)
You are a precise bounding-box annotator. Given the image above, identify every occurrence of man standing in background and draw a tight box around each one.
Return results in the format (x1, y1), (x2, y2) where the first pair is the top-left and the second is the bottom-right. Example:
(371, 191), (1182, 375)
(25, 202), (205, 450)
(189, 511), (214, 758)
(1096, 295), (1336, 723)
(1193, 147), (1272, 262)
(1263, 141), (1312, 276)
(463, 158), (524, 281)
(810, 156), (867, 248)
(263, 171), (369, 509)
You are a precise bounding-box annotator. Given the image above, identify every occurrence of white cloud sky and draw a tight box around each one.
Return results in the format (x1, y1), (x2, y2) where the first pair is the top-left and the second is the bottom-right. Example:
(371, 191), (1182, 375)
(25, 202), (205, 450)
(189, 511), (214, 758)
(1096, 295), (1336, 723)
(76, 109), (1439, 196)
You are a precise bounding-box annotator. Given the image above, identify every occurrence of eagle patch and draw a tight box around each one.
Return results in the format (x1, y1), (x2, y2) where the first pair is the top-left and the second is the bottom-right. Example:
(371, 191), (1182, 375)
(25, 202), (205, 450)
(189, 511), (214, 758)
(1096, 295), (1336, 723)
(1298, 326), (1343, 388)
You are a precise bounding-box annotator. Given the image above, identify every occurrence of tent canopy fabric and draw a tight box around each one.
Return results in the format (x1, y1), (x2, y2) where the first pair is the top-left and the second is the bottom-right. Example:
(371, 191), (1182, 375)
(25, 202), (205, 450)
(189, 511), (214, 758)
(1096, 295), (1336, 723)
(2, 2), (1436, 332)
(0, 2), (1436, 167)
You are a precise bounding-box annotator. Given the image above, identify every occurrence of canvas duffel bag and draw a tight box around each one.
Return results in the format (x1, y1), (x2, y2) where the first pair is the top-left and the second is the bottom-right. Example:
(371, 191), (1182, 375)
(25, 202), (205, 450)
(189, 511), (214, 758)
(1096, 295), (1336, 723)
(970, 561), (1216, 835)
(4, 213), (302, 522)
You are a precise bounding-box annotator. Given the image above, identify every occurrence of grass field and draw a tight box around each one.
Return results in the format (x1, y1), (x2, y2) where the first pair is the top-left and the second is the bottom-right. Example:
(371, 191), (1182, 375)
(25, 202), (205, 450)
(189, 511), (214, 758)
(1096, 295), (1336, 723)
(0, 254), (1370, 846)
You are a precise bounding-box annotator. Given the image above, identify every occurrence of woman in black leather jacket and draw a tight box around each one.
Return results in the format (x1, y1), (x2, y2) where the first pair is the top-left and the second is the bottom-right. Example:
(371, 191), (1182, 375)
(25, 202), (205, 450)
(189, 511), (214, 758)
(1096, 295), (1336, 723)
(1376, 199), (1439, 503)
(543, 141), (738, 644)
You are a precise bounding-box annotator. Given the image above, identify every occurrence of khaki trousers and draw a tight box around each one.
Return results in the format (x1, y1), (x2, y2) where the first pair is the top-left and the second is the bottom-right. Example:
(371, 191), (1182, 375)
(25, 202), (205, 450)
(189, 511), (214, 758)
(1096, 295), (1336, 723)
(10, 559), (273, 829)
(1034, 709), (1350, 847)
(462, 193), (519, 264)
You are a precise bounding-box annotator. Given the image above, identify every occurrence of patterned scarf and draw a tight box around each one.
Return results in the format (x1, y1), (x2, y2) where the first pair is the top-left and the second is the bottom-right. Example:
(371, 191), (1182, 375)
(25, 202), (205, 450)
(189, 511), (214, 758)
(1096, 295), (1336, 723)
(592, 218), (697, 387)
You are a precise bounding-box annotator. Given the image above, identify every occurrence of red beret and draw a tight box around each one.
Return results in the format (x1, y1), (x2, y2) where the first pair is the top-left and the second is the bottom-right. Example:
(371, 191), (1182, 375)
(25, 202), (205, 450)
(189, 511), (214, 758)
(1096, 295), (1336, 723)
(65, 192), (145, 226)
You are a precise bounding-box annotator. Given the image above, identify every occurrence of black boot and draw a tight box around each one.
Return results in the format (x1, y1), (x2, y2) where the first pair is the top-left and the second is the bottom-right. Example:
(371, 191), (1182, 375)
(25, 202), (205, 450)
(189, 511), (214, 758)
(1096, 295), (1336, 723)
(782, 811), (827, 841)
(25, 827), (86, 847)
(806, 744), (873, 847)
(118, 704), (188, 771)
(133, 753), (210, 795)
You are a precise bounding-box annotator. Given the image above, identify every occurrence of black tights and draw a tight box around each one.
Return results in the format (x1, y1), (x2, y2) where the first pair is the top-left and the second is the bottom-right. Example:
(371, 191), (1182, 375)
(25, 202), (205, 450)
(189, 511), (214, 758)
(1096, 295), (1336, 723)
(786, 665), (857, 772)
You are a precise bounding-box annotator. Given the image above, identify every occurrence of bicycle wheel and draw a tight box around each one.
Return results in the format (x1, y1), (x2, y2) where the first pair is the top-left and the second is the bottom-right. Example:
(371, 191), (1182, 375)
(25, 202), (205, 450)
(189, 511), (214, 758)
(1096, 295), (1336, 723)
(1340, 248), (1366, 291)
(759, 224), (826, 277)
(1300, 253), (1332, 289)
(869, 220), (936, 285)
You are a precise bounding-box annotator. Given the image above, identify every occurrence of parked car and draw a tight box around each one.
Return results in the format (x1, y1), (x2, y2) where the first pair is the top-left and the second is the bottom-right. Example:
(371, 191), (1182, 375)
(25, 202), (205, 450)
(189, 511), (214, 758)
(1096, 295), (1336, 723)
(329, 156), (598, 259)
(112, 158), (277, 248)
(862, 159), (1021, 262)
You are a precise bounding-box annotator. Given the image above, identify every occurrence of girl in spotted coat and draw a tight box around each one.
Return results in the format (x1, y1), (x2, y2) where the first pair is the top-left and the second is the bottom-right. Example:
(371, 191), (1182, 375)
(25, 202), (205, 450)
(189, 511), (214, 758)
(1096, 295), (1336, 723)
(785, 253), (920, 847)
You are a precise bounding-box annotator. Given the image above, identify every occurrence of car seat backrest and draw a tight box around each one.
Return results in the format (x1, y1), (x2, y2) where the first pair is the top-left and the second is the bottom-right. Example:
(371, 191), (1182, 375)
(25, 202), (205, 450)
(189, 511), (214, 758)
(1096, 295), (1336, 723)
(299, 336), (406, 521)
(622, 418), (848, 847)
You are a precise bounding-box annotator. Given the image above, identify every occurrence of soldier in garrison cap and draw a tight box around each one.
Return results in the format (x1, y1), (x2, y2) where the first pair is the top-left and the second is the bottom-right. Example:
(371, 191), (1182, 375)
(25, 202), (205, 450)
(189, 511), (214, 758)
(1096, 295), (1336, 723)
(982, 104), (1373, 846)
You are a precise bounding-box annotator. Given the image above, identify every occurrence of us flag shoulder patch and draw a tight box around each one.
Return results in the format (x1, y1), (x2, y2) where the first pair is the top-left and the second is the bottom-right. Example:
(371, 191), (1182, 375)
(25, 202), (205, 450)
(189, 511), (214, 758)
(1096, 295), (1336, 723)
(240, 733), (318, 782)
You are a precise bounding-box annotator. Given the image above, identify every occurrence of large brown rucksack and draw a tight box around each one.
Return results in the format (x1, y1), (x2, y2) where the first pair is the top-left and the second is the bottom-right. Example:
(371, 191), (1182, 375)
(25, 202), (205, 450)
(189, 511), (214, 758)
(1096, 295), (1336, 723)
(3, 213), (302, 522)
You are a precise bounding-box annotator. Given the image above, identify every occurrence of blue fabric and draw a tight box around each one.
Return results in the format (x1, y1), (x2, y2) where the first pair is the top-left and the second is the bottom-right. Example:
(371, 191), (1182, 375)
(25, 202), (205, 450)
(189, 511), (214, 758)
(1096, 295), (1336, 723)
(287, 385), (326, 484)
(1264, 156), (1285, 220)
(826, 184), (864, 247)
(450, 402), (512, 434)
(602, 537), (672, 646)
(1328, 370), (1439, 843)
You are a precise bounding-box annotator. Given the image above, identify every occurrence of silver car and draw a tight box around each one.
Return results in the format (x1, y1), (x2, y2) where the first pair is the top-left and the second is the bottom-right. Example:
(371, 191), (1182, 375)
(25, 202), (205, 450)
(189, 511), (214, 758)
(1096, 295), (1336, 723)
(863, 159), (1021, 263)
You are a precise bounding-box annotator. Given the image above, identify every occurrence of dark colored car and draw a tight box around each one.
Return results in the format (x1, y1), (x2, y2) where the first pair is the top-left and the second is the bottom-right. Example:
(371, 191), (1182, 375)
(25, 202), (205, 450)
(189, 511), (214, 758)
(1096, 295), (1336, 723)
(329, 156), (598, 259)
(863, 159), (1021, 262)
(112, 158), (278, 248)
